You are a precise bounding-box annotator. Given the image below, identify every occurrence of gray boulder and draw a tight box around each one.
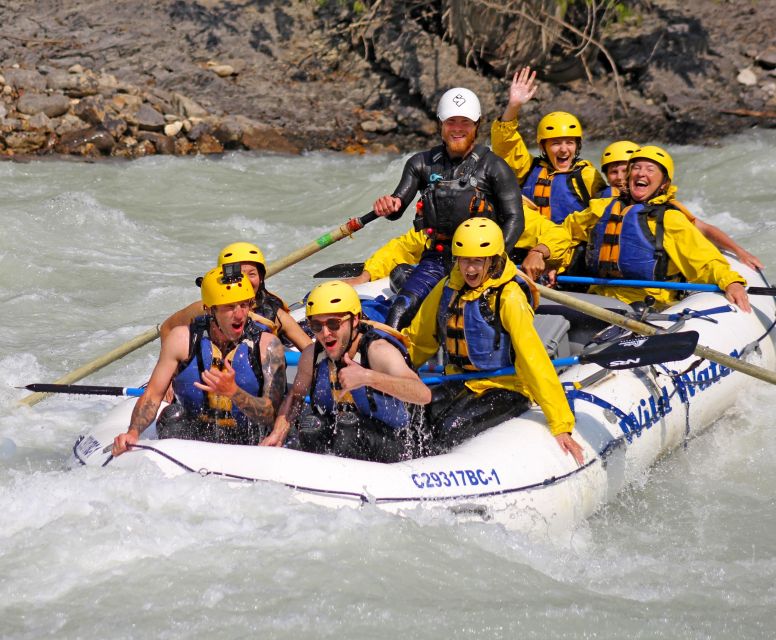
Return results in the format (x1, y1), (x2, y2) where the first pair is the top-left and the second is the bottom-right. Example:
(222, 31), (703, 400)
(17, 93), (71, 117)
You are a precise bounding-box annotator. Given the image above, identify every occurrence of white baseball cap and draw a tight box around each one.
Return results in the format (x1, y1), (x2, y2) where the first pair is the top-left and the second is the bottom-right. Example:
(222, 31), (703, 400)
(436, 88), (481, 123)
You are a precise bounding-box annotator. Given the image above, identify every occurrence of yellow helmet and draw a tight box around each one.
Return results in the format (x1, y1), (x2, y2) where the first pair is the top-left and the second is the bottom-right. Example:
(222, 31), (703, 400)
(451, 217), (505, 258)
(536, 111), (583, 144)
(630, 145), (674, 182)
(200, 267), (254, 308)
(305, 280), (362, 318)
(600, 140), (639, 170)
(217, 242), (266, 273)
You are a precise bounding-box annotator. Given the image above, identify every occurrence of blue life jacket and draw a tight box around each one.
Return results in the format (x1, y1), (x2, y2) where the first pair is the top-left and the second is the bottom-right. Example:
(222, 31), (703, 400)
(585, 199), (674, 281)
(173, 316), (270, 430)
(310, 324), (413, 430)
(522, 158), (590, 223)
(436, 280), (516, 371)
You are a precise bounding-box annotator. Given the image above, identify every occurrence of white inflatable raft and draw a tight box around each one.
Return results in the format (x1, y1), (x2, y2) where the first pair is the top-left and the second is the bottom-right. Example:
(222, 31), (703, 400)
(71, 259), (776, 536)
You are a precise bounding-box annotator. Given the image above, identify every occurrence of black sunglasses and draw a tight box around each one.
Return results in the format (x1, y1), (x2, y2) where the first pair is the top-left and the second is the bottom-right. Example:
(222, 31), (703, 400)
(309, 315), (351, 333)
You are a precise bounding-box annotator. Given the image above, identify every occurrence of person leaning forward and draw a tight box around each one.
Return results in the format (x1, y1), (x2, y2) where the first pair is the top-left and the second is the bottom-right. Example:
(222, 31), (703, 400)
(112, 267), (287, 456)
(529, 145), (751, 312)
(262, 281), (432, 462)
(372, 87), (524, 329)
(402, 218), (584, 465)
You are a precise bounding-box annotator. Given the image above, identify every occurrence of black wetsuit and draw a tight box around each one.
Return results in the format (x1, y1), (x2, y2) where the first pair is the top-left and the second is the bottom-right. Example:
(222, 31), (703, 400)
(384, 143), (524, 328)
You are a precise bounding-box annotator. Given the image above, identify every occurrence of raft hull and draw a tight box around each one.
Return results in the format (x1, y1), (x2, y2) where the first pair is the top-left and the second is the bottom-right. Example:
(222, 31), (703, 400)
(72, 262), (776, 535)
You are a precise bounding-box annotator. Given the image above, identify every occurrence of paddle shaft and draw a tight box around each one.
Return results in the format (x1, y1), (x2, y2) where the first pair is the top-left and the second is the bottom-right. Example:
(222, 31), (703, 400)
(19, 212), (379, 407)
(556, 275), (776, 296)
(535, 283), (776, 385)
(265, 212), (377, 277)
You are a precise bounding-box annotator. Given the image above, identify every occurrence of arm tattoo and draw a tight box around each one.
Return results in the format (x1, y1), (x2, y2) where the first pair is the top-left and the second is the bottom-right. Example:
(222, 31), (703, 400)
(285, 392), (307, 427)
(263, 337), (287, 413)
(129, 396), (162, 434)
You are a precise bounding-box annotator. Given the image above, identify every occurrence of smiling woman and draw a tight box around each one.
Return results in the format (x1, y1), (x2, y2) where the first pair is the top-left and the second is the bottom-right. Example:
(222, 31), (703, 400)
(405, 217), (584, 463)
(539, 145), (752, 311)
(491, 66), (606, 224)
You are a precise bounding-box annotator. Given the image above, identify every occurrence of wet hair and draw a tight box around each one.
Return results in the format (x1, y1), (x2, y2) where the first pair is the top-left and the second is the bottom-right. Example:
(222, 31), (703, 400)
(489, 254), (506, 279)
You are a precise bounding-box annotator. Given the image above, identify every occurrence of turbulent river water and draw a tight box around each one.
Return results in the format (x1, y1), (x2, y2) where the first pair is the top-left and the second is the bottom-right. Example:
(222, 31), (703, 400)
(2, 130), (776, 639)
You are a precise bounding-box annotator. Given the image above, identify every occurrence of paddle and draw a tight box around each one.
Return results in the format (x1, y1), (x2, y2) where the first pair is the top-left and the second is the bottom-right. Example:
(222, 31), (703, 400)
(314, 262), (366, 279)
(556, 275), (776, 296)
(19, 212), (380, 408)
(419, 331), (700, 384)
(531, 280), (776, 386)
(22, 350), (306, 399)
(20, 383), (145, 397)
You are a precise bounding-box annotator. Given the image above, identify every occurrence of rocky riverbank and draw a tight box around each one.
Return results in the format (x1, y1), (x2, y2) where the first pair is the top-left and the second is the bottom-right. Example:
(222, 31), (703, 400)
(0, 64), (302, 158)
(0, 0), (774, 160)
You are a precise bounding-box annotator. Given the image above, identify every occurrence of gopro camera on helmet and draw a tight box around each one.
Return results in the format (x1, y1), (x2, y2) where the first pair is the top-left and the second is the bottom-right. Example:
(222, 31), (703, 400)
(221, 262), (242, 284)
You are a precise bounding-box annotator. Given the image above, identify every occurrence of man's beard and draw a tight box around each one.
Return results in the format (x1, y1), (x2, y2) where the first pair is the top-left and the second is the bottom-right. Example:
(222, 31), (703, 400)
(445, 129), (477, 157)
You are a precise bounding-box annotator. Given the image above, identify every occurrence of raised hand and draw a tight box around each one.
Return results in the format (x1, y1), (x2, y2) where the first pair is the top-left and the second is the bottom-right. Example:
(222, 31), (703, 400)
(501, 66), (538, 121)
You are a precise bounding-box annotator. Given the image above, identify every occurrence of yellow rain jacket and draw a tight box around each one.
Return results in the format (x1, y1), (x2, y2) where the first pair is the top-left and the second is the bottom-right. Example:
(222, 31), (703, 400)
(402, 257), (575, 436)
(363, 203), (570, 281)
(551, 186), (745, 307)
(490, 118), (605, 202)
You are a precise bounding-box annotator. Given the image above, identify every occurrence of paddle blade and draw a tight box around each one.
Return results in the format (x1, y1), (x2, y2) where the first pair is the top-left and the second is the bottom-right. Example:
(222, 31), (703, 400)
(313, 263), (366, 279)
(746, 286), (776, 297)
(583, 331), (699, 370)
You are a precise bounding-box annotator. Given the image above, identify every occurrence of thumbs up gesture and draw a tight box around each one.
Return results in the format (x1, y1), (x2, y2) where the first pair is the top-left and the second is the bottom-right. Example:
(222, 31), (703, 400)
(337, 353), (371, 392)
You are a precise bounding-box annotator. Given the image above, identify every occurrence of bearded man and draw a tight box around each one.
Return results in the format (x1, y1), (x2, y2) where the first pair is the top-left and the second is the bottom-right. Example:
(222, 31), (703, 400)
(371, 87), (524, 329)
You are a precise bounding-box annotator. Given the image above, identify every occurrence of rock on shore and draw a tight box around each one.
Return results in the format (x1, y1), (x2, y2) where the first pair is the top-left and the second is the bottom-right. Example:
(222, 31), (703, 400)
(0, 0), (774, 160)
(0, 63), (301, 158)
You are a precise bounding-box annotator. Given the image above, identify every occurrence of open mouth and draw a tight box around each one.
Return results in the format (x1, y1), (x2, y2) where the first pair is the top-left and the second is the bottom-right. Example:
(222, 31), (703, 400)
(231, 320), (245, 333)
(323, 336), (338, 351)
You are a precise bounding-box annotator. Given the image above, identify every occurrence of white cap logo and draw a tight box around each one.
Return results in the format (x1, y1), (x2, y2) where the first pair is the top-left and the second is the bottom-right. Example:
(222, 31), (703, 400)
(453, 94), (466, 107)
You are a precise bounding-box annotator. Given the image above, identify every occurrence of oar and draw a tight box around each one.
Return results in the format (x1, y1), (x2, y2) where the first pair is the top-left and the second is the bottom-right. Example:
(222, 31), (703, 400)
(420, 331), (699, 384)
(19, 212), (380, 408)
(314, 262), (366, 279)
(556, 275), (776, 296)
(264, 212), (377, 277)
(20, 384), (145, 397)
(532, 280), (776, 386)
(17, 327), (161, 407)
(22, 350), (306, 399)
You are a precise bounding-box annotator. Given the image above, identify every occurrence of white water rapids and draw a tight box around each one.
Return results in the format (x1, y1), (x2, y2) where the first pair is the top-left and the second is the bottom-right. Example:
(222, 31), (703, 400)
(2, 131), (776, 638)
